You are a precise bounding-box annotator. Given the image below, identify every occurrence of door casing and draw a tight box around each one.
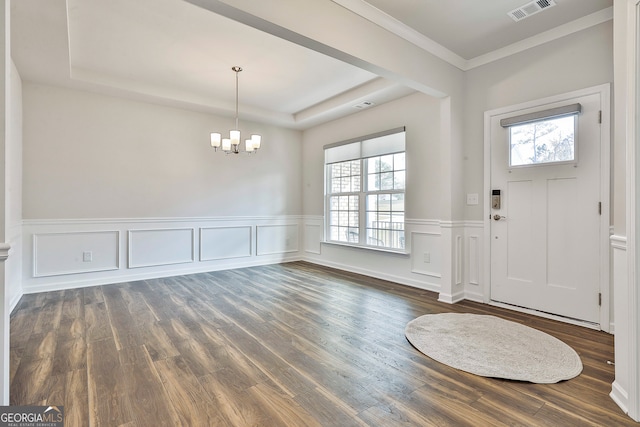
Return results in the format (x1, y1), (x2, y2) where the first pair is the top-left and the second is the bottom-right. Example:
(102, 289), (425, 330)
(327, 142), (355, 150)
(482, 84), (611, 331)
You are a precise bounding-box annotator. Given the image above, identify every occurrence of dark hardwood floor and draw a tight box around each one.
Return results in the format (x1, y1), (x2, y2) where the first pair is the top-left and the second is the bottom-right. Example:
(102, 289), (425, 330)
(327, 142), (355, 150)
(9, 261), (635, 426)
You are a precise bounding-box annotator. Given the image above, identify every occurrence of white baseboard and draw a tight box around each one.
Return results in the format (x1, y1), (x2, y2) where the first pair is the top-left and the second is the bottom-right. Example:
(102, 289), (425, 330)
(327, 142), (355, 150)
(464, 289), (484, 303)
(438, 291), (465, 304)
(22, 254), (303, 294)
(306, 257), (441, 294)
(9, 288), (23, 313)
(610, 381), (629, 415)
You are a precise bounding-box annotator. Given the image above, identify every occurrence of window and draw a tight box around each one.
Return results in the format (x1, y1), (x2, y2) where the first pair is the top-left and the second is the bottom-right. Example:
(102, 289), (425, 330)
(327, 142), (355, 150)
(501, 103), (580, 168)
(325, 128), (406, 251)
(509, 115), (576, 167)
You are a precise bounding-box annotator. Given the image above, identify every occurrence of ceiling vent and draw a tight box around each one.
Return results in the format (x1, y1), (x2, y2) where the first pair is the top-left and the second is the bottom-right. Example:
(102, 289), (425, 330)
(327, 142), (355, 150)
(353, 101), (375, 110)
(508, 0), (556, 22)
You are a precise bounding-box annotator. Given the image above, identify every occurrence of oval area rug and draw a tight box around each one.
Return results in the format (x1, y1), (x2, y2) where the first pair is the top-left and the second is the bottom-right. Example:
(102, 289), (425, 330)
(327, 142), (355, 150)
(405, 313), (583, 383)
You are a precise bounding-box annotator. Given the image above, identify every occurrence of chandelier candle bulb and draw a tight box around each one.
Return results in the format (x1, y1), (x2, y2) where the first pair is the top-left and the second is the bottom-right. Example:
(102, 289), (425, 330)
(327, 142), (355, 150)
(210, 132), (221, 149)
(230, 130), (240, 147)
(251, 134), (261, 150)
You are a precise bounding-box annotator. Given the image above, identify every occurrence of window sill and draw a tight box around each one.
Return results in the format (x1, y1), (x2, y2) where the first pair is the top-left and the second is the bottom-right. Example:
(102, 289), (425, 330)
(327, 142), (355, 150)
(321, 241), (410, 256)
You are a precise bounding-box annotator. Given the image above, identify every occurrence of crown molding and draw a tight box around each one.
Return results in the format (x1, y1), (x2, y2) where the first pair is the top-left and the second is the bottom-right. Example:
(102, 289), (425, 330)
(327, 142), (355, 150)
(467, 6), (613, 70)
(331, 0), (467, 70)
(332, 0), (613, 72)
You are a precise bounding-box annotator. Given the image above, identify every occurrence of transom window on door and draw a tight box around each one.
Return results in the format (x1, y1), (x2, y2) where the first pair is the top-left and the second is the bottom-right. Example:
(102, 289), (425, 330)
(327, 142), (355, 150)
(501, 103), (581, 167)
(324, 128), (406, 251)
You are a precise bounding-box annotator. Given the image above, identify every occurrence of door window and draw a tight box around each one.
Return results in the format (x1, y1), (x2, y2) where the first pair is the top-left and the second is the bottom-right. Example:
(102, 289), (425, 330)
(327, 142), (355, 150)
(509, 115), (576, 167)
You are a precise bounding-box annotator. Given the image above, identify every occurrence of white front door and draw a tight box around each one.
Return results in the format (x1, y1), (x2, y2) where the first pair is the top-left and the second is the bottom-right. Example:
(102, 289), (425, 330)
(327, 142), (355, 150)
(489, 92), (604, 324)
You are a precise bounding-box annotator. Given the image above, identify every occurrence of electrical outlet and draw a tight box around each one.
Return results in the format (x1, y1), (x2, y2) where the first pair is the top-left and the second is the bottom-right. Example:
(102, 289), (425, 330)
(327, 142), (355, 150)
(83, 251), (92, 262)
(424, 252), (431, 263)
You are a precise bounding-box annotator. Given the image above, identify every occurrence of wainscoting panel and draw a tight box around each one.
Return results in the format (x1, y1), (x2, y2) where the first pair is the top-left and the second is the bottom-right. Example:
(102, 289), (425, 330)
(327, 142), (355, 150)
(128, 228), (195, 268)
(33, 230), (119, 277)
(22, 217), (494, 307)
(200, 226), (252, 261)
(464, 221), (485, 302)
(468, 235), (480, 285)
(455, 235), (463, 286)
(410, 231), (442, 278)
(304, 220), (322, 255)
(22, 216), (305, 294)
(256, 224), (299, 256)
(610, 234), (628, 413)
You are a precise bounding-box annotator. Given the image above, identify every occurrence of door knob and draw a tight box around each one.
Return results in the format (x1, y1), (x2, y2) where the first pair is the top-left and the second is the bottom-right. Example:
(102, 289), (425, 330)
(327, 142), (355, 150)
(493, 214), (506, 221)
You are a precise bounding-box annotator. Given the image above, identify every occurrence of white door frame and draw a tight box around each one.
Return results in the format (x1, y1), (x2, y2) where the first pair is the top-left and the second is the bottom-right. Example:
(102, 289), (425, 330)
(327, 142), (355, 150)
(619, 0), (640, 420)
(482, 84), (611, 331)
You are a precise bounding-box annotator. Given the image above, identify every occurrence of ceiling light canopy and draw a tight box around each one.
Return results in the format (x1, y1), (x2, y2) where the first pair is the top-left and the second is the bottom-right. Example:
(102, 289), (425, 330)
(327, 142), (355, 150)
(210, 66), (261, 154)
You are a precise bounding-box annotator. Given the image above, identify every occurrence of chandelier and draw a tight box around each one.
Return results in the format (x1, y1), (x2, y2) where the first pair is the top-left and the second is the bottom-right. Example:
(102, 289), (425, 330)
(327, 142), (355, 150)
(210, 66), (261, 154)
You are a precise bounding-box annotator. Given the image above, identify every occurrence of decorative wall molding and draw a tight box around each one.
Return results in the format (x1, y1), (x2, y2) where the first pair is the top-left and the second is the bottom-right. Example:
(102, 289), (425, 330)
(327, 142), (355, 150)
(439, 220), (468, 229)
(611, 234), (628, 249)
(452, 235), (461, 286)
(200, 226), (252, 261)
(21, 216), (306, 294)
(611, 233), (629, 412)
(410, 231), (442, 278)
(332, 0), (612, 71)
(22, 215), (306, 226)
(256, 224), (299, 256)
(468, 235), (480, 286)
(405, 218), (442, 227)
(33, 231), (119, 277)
(303, 223), (322, 254)
(128, 228), (195, 269)
(0, 243), (9, 262)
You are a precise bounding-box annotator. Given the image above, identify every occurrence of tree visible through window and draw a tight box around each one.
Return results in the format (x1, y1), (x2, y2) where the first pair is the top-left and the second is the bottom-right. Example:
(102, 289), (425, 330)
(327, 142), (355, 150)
(509, 115), (576, 167)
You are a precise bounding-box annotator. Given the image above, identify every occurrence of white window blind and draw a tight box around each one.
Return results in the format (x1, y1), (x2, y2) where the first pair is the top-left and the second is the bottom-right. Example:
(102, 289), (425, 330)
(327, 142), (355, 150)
(324, 127), (406, 164)
(500, 103), (581, 127)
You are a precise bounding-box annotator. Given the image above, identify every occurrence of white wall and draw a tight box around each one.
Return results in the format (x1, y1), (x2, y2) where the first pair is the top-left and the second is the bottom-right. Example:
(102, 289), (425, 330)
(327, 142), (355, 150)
(302, 92), (450, 291)
(613, 3), (628, 236)
(6, 59), (21, 310)
(20, 83), (305, 292)
(23, 83), (303, 219)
